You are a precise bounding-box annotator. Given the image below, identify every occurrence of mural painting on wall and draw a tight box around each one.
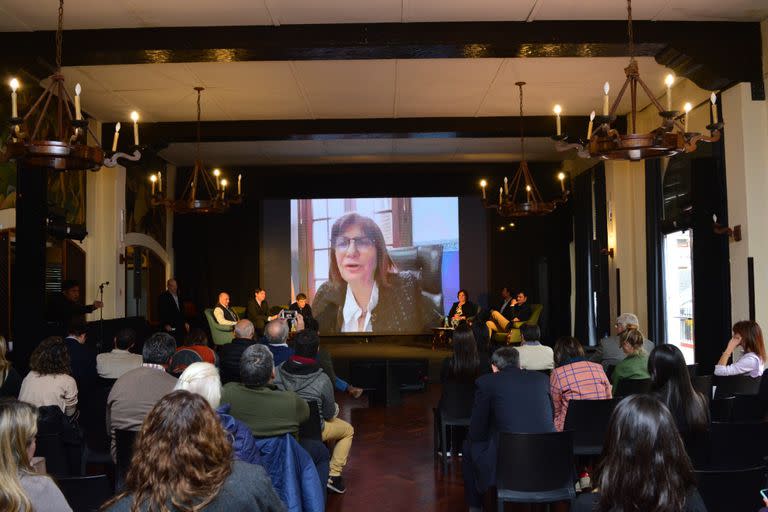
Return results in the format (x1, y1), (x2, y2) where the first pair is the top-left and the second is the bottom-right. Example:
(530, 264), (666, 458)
(126, 160), (166, 248)
(47, 171), (86, 224)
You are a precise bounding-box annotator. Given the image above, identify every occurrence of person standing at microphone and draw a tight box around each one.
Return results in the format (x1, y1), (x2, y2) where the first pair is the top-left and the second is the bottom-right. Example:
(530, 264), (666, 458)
(47, 279), (103, 335)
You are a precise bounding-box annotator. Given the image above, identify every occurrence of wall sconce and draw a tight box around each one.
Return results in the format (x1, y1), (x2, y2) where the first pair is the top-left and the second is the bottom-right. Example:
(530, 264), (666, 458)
(601, 247), (615, 258)
(712, 214), (742, 241)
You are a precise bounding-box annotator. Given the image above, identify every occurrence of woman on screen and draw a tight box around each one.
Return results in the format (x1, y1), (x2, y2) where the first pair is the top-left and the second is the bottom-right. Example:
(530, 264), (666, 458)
(313, 212), (440, 334)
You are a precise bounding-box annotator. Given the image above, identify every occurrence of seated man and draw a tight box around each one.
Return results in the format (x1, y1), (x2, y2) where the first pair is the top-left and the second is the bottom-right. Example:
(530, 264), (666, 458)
(63, 319), (97, 390)
(590, 312), (655, 370)
(264, 319), (294, 367)
(169, 328), (218, 377)
(107, 333), (178, 457)
(97, 328), (143, 379)
(219, 319), (258, 384)
(247, 288), (278, 336)
(213, 292), (238, 326)
(463, 347), (554, 511)
(290, 293), (318, 331)
(274, 330), (355, 494)
(485, 286), (514, 338)
(516, 324), (554, 371)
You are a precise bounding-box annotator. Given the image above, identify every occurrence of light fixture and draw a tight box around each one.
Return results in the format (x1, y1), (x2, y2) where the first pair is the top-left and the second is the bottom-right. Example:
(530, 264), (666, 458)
(150, 87), (243, 214)
(0, 0), (140, 170)
(481, 82), (569, 217)
(551, 0), (722, 161)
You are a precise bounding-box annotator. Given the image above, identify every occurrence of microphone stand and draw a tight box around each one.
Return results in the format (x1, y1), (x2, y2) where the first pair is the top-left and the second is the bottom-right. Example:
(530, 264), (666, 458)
(97, 282), (107, 353)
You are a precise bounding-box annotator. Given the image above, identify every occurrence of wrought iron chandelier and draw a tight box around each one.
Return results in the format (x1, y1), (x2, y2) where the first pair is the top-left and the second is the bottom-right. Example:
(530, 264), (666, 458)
(0, 0), (140, 170)
(481, 82), (569, 218)
(150, 87), (243, 214)
(551, 0), (722, 161)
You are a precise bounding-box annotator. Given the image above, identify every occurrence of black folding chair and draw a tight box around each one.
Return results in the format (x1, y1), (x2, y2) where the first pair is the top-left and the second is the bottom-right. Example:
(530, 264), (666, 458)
(614, 378), (651, 398)
(35, 433), (70, 477)
(433, 408), (470, 471)
(709, 396), (735, 422)
(496, 431), (576, 510)
(695, 466), (766, 512)
(713, 375), (761, 399)
(731, 393), (765, 422)
(563, 399), (614, 456)
(56, 474), (114, 512)
(707, 422), (768, 469)
(114, 429), (137, 492)
(298, 400), (323, 441)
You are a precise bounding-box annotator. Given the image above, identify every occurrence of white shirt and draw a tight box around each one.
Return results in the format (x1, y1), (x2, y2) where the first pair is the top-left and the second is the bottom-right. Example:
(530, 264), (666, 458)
(341, 282), (379, 333)
(517, 341), (555, 371)
(97, 349), (143, 379)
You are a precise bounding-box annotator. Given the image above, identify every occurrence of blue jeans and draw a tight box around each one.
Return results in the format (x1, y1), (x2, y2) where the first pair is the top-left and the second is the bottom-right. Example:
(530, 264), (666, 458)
(335, 376), (349, 392)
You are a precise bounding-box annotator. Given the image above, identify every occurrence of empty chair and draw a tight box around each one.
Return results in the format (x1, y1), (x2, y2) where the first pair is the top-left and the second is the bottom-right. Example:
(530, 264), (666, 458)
(563, 399), (615, 456)
(692, 375), (713, 401)
(56, 474), (113, 512)
(114, 429), (137, 491)
(709, 396), (734, 422)
(713, 374), (761, 398)
(496, 431), (576, 509)
(730, 394), (765, 422)
(695, 466), (766, 512)
(614, 378), (651, 398)
(434, 408), (470, 471)
(706, 422), (768, 469)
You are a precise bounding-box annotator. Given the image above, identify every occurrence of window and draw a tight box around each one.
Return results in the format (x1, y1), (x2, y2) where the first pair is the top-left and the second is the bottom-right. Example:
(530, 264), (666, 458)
(663, 230), (694, 364)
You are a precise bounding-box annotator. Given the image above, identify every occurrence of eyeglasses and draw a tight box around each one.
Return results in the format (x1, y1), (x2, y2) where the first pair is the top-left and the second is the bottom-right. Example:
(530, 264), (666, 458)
(333, 236), (374, 251)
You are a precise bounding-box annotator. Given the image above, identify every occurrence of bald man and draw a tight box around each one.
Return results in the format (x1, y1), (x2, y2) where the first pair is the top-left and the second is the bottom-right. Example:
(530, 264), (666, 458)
(213, 292), (239, 326)
(158, 278), (189, 337)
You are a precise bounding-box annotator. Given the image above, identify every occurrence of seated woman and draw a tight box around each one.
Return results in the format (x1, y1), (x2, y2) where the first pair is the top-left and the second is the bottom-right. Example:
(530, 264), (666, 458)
(0, 400), (73, 512)
(611, 328), (651, 395)
(313, 212), (441, 334)
(448, 289), (478, 326)
(714, 320), (766, 378)
(19, 337), (78, 417)
(102, 390), (285, 512)
(649, 345), (709, 433)
(0, 335), (22, 398)
(438, 325), (486, 420)
(549, 336), (611, 432)
(573, 394), (707, 512)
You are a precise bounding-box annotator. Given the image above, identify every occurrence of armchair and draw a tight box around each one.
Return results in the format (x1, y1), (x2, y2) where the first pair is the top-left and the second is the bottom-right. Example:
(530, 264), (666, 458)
(204, 308), (235, 346)
(491, 304), (543, 345)
(388, 244), (444, 312)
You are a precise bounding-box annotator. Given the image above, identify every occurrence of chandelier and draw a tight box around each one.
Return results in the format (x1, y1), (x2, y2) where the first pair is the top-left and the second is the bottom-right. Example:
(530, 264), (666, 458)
(551, 0), (722, 161)
(481, 82), (569, 217)
(0, 0), (140, 170)
(150, 87), (243, 214)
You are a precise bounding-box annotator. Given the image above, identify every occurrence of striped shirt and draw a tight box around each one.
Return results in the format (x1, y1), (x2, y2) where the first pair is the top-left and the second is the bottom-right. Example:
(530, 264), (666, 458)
(550, 360), (612, 431)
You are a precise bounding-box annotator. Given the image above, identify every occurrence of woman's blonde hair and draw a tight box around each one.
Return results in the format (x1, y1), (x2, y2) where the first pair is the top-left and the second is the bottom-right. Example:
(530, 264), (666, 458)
(620, 328), (646, 354)
(0, 337), (11, 384)
(0, 400), (38, 512)
(174, 362), (222, 409)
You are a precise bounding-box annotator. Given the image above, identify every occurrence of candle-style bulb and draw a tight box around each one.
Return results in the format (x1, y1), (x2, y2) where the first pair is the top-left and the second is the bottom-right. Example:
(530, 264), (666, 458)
(480, 179), (487, 188)
(710, 93), (717, 105)
(526, 185), (532, 192)
(130, 111), (139, 122)
(213, 168), (221, 177)
(664, 74), (674, 88)
(684, 102), (692, 113)
(558, 172), (566, 181)
(9, 78), (19, 92)
(149, 174), (157, 183)
(553, 104), (562, 115)
(603, 82), (610, 95)
(221, 178), (228, 188)
(75, 83), (82, 96)
(115, 122), (121, 132)
(590, 111), (596, 121)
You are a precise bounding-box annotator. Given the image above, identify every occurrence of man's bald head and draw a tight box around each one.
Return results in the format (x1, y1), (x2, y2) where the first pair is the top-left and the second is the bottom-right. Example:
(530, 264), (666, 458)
(218, 292), (230, 307)
(167, 278), (178, 295)
(234, 319), (255, 340)
(264, 320), (289, 345)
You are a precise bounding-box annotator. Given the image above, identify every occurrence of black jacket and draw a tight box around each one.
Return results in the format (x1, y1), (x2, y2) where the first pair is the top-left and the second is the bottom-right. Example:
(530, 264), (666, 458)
(312, 272), (441, 335)
(448, 301), (479, 321)
(158, 291), (185, 332)
(289, 302), (318, 331)
(47, 294), (96, 332)
(247, 299), (270, 334)
(219, 338), (258, 384)
(508, 302), (532, 323)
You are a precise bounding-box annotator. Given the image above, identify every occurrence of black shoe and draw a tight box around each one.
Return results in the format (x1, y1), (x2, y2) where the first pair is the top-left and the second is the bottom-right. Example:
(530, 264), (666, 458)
(327, 475), (346, 494)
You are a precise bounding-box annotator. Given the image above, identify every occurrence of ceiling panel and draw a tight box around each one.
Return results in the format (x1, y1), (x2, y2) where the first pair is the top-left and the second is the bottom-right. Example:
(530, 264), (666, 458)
(0, 0), (143, 30)
(322, 139), (394, 156)
(532, 0), (668, 20)
(404, 0), (534, 22)
(160, 141), (267, 167)
(293, 60), (396, 118)
(126, 0), (273, 27)
(268, 0), (402, 24)
(658, 0), (768, 21)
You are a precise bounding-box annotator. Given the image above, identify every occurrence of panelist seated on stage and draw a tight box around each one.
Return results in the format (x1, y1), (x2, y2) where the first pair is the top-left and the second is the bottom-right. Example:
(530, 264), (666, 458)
(313, 212), (441, 334)
(246, 288), (279, 335)
(47, 279), (103, 333)
(290, 293), (318, 331)
(447, 289), (478, 325)
(157, 278), (189, 338)
(486, 288), (532, 337)
(213, 292), (239, 327)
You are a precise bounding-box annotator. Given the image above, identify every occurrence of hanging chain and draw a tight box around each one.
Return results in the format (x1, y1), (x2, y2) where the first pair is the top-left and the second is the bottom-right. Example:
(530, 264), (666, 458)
(518, 82), (526, 163)
(626, 0), (635, 58)
(195, 88), (202, 160)
(56, 0), (64, 69)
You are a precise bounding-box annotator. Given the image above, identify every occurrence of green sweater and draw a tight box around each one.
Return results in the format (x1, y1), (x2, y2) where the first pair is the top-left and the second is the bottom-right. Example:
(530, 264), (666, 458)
(611, 352), (650, 394)
(221, 382), (309, 437)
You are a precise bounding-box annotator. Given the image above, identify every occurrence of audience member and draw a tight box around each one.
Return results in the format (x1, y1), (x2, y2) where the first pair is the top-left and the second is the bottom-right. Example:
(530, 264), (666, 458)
(102, 390), (285, 512)
(714, 320), (766, 377)
(19, 337), (77, 417)
(0, 400), (73, 512)
(290, 293), (318, 331)
(611, 328), (651, 395)
(169, 328), (218, 377)
(448, 289), (478, 325)
(572, 395), (706, 512)
(157, 278), (189, 340)
(96, 328), (142, 380)
(213, 292), (238, 326)
(107, 332), (177, 456)
(0, 336), (22, 397)
(516, 324), (554, 371)
(274, 330), (354, 494)
(550, 336), (611, 431)
(649, 345), (709, 433)
(590, 312), (654, 370)
(264, 320), (293, 366)
(462, 347), (554, 511)
(63, 319), (97, 388)
(219, 319), (259, 384)
(247, 288), (277, 335)
(439, 324), (486, 420)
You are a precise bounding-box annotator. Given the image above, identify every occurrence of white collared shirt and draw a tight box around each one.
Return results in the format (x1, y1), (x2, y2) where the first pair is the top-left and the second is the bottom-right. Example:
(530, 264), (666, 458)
(341, 282), (379, 333)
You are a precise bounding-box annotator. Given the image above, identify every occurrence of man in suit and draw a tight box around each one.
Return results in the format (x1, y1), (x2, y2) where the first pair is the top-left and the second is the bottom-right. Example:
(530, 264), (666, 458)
(486, 289), (533, 339)
(485, 286), (513, 338)
(247, 288), (278, 336)
(47, 279), (103, 334)
(63, 318), (97, 389)
(590, 312), (655, 370)
(158, 278), (188, 341)
(219, 319), (259, 384)
(462, 346), (554, 511)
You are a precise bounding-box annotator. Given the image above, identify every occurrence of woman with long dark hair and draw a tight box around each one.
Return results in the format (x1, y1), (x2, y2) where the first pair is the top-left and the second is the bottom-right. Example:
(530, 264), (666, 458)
(649, 345), (709, 433)
(439, 324), (487, 417)
(102, 390), (285, 512)
(715, 320), (766, 377)
(573, 394), (707, 512)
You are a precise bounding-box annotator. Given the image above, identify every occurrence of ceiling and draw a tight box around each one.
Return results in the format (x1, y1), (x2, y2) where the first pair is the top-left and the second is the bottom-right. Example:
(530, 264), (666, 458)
(1, 0), (766, 31)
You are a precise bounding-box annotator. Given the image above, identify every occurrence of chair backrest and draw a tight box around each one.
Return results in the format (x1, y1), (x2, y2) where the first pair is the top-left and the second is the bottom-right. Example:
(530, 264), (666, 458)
(496, 431), (574, 493)
(695, 466), (766, 512)
(707, 421), (768, 469)
(56, 474), (114, 512)
(713, 374), (761, 398)
(388, 244), (443, 311)
(204, 308), (234, 346)
(709, 396), (734, 422)
(526, 304), (543, 326)
(686, 364), (698, 378)
(298, 400), (322, 441)
(692, 375), (713, 401)
(731, 393), (765, 422)
(35, 433), (70, 477)
(614, 378), (652, 398)
(563, 399), (615, 448)
(114, 429), (138, 489)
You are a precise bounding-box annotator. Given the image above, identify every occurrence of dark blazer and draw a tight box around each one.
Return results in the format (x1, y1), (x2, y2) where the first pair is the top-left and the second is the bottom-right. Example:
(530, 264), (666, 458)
(47, 294), (96, 332)
(289, 302), (318, 331)
(508, 302), (532, 323)
(64, 336), (97, 389)
(466, 366), (554, 493)
(448, 301), (479, 321)
(157, 291), (185, 333)
(247, 299), (270, 334)
(219, 338), (258, 384)
(312, 272), (441, 335)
